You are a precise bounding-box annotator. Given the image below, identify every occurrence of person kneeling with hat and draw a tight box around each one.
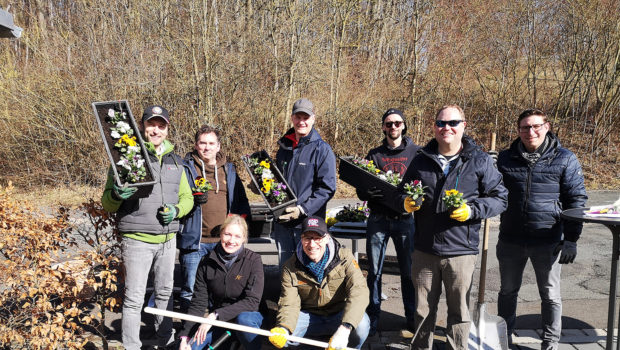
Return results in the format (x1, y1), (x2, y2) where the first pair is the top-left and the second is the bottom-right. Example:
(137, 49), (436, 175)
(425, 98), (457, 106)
(268, 216), (370, 349)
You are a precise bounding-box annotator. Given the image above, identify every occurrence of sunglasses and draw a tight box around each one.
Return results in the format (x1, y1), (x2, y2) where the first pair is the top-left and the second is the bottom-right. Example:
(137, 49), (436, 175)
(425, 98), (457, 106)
(384, 121), (404, 128)
(435, 120), (464, 128)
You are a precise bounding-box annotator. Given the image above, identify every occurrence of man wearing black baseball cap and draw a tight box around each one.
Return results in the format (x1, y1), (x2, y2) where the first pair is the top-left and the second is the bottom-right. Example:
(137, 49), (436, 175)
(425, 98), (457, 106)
(356, 107), (420, 336)
(101, 104), (193, 349)
(272, 98), (337, 269)
(269, 216), (370, 350)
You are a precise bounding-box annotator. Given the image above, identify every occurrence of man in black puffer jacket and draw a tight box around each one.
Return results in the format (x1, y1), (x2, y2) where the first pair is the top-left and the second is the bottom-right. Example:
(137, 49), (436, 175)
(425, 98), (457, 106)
(496, 108), (587, 350)
(398, 105), (507, 350)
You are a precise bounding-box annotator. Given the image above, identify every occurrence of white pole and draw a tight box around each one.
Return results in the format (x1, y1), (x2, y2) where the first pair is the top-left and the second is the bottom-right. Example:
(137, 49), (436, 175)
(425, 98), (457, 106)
(144, 307), (357, 350)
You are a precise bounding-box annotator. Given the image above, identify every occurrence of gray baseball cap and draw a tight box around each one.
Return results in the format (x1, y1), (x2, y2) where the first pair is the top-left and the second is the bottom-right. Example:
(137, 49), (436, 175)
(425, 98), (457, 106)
(292, 98), (314, 116)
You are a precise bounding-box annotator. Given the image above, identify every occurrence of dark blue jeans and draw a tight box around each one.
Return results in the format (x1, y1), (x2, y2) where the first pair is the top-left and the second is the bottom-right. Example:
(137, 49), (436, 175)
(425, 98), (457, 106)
(497, 240), (562, 349)
(179, 242), (218, 312)
(365, 213), (415, 332)
(189, 311), (263, 350)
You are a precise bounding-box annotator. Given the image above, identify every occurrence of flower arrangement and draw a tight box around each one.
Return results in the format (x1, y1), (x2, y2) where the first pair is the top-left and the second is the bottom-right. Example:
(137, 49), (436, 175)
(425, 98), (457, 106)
(247, 156), (291, 205)
(352, 156), (402, 186)
(192, 176), (213, 194)
(404, 180), (427, 200)
(334, 203), (370, 223)
(107, 108), (147, 183)
(442, 189), (466, 209)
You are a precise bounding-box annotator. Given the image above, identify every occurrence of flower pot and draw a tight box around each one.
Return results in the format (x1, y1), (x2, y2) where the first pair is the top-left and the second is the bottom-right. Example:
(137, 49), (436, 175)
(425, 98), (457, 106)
(338, 156), (406, 213)
(193, 192), (208, 205)
(91, 100), (156, 188)
(241, 150), (297, 218)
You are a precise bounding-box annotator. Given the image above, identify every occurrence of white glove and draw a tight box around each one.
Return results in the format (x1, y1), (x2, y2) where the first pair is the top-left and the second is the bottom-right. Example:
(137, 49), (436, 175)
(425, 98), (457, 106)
(278, 205), (303, 222)
(327, 324), (351, 350)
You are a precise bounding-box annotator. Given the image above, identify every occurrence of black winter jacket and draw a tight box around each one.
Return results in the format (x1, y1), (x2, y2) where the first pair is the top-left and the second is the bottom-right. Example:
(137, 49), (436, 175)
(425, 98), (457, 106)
(497, 133), (587, 244)
(179, 246), (264, 336)
(399, 136), (508, 256)
(357, 136), (421, 217)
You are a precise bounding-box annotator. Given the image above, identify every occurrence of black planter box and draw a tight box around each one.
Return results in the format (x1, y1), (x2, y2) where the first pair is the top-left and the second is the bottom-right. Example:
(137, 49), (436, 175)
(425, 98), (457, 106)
(92, 100), (156, 188)
(242, 150), (297, 218)
(338, 156), (405, 213)
(249, 203), (273, 239)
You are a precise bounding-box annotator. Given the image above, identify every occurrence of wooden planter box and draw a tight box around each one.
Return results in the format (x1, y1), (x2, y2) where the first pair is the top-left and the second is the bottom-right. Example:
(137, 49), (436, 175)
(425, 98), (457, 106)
(242, 150), (297, 218)
(92, 100), (156, 187)
(338, 156), (405, 213)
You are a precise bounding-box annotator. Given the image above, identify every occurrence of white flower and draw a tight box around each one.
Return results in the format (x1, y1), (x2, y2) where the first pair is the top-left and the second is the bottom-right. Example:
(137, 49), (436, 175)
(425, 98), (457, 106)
(378, 174), (386, 181)
(116, 121), (131, 134)
(117, 158), (131, 170)
(261, 169), (274, 180)
(136, 158), (145, 168)
(108, 109), (115, 118)
(386, 170), (393, 175)
(110, 130), (121, 139)
(127, 145), (140, 153)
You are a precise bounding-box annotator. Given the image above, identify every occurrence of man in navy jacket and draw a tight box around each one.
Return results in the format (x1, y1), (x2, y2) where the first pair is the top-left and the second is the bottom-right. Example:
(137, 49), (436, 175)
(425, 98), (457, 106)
(399, 105), (507, 350)
(177, 125), (251, 312)
(496, 108), (587, 350)
(273, 98), (337, 268)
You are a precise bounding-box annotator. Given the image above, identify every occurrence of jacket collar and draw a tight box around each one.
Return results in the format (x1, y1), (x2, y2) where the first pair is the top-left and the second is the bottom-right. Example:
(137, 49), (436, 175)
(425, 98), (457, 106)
(278, 127), (321, 150)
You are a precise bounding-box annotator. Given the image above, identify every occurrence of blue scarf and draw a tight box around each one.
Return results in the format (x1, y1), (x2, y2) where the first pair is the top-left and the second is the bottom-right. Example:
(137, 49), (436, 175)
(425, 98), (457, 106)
(303, 246), (330, 283)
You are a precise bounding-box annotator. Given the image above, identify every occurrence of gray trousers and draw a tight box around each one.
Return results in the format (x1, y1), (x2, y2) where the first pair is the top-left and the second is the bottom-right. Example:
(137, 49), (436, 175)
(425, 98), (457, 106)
(411, 250), (477, 350)
(121, 236), (176, 350)
(497, 240), (562, 350)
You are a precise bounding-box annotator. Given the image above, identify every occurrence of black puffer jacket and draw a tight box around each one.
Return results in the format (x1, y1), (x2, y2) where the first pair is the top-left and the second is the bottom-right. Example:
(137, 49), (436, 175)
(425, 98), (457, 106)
(497, 133), (587, 244)
(399, 136), (508, 256)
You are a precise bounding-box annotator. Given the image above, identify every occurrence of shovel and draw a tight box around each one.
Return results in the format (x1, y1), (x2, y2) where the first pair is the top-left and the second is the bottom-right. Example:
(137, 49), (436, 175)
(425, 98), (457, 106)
(468, 132), (509, 350)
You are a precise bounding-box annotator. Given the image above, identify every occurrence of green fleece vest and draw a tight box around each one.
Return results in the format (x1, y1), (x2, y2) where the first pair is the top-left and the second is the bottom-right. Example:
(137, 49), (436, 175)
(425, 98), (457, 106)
(117, 152), (184, 234)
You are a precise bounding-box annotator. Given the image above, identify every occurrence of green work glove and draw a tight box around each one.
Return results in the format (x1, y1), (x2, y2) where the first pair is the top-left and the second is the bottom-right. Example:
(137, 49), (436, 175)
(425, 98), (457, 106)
(157, 204), (178, 225)
(112, 183), (137, 201)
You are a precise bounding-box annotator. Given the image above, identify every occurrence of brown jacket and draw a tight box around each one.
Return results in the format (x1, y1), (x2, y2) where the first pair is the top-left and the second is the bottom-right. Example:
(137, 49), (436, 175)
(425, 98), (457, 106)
(276, 238), (369, 333)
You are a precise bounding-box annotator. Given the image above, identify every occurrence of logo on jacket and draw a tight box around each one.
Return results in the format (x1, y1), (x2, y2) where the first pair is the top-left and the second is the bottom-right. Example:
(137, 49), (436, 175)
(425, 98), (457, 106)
(235, 275), (243, 280)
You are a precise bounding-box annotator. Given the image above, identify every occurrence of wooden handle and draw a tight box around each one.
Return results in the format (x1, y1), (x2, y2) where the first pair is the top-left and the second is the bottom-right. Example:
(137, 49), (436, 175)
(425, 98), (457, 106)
(478, 132), (497, 303)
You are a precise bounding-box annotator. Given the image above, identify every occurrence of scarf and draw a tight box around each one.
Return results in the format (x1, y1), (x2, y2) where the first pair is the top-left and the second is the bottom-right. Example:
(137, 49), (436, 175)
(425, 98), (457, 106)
(215, 242), (243, 271)
(302, 246), (330, 283)
(518, 135), (550, 165)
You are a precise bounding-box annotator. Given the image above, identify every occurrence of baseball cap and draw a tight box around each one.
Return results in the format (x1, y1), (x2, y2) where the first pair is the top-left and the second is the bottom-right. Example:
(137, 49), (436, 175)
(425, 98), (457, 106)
(292, 98), (315, 116)
(381, 108), (407, 134)
(142, 105), (170, 124)
(301, 216), (328, 237)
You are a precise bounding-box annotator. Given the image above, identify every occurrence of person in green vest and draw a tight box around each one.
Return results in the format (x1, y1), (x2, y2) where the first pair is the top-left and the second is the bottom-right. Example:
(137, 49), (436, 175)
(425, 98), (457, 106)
(101, 105), (193, 350)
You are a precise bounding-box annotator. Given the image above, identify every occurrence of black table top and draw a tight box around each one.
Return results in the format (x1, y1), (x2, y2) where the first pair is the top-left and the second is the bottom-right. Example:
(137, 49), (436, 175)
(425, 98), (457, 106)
(562, 207), (620, 227)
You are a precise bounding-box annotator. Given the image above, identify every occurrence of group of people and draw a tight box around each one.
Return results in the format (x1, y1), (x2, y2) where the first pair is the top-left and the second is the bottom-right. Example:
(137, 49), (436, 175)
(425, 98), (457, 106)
(101, 99), (587, 350)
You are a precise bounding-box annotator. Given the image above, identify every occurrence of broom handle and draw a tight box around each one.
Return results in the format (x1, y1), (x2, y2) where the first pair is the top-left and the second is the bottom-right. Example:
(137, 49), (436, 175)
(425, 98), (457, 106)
(478, 132), (497, 304)
(144, 307), (356, 350)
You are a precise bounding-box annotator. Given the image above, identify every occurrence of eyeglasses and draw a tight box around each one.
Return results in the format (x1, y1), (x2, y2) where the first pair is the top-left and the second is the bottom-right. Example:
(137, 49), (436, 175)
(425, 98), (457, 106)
(518, 123), (546, 133)
(384, 121), (404, 128)
(435, 120), (463, 128)
(301, 235), (324, 243)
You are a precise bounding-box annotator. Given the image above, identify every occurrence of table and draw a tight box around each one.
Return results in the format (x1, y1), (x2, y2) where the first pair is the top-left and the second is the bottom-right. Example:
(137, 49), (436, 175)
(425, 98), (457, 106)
(328, 221), (367, 261)
(562, 208), (620, 350)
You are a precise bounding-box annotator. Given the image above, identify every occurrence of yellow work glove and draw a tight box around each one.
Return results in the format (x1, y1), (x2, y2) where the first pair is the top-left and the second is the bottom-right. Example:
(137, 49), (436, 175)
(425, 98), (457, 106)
(404, 197), (423, 213)
(269, 327), (289, 349)
(450, 204), (471, 222)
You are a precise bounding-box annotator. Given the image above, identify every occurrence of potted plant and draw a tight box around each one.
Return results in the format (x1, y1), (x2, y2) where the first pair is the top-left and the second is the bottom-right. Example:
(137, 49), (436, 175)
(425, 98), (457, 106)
(242, 150), (297, 217)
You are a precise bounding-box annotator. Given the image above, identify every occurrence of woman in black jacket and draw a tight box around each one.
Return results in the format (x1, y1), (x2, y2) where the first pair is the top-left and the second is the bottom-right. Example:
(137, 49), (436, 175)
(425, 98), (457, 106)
(178, 214), (264, 350)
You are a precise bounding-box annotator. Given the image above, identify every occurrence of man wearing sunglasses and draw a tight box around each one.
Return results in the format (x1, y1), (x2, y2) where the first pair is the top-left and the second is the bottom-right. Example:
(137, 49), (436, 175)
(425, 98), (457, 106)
(355, 108), (420, 337)
(496, 108), (587, 350)
(398, 104), (508, 350)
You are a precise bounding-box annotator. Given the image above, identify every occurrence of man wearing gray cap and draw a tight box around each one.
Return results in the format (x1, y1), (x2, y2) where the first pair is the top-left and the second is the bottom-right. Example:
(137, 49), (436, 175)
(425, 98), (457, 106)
(272, 98), (337, 268)
(101, 105), (194, 350)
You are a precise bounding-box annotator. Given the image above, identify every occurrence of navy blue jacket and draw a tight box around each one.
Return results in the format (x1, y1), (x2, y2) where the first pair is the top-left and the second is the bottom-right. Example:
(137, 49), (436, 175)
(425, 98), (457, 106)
(497, 133), (587, 245)
(276, 127), (337, 227)
(178, 153), (251, 250)
(399, 136), (508, 256)
(357, 136), (420, 216)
